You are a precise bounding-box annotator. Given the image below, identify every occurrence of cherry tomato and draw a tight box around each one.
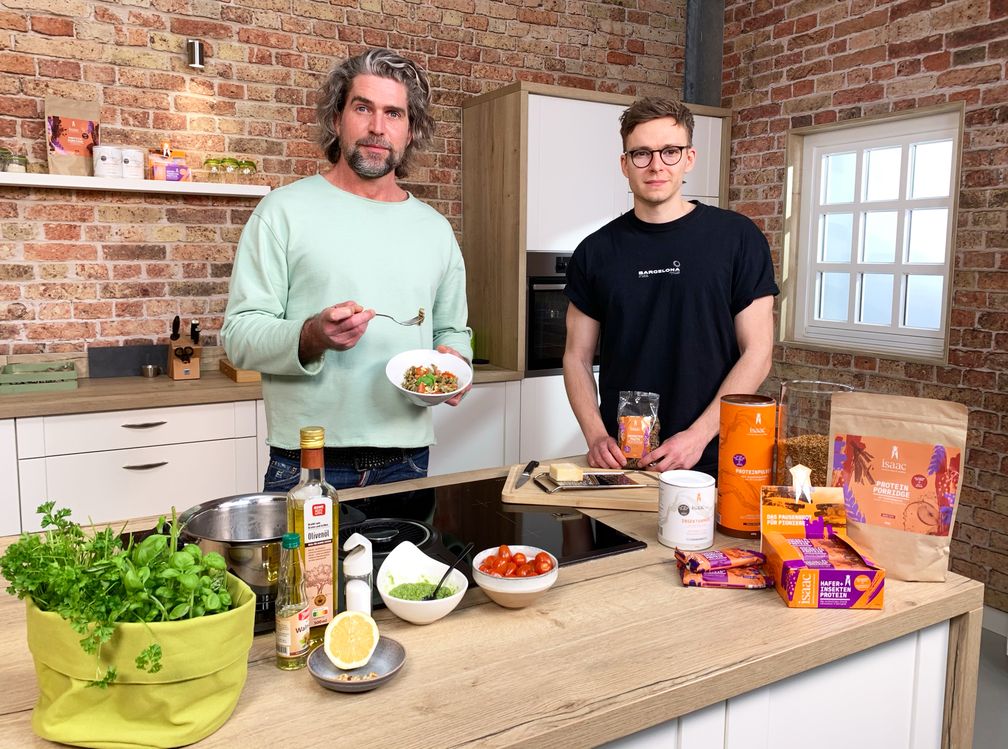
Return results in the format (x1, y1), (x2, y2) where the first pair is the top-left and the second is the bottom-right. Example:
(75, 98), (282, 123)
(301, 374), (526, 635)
(493, 556), (508, 574)
(534, 552), (554, 574)
(516, 563), (532, 577)
(503, 561), (518, 577)
(483, 554), (498, 569)
(497, 545), (512, 561)
(511, 552), (527, 566)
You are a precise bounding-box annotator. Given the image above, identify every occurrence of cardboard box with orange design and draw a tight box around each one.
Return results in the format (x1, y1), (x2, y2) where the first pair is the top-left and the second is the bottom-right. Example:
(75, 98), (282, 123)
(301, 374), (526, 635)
(760, 467), (884, 610)
(762, 531), (884, 609)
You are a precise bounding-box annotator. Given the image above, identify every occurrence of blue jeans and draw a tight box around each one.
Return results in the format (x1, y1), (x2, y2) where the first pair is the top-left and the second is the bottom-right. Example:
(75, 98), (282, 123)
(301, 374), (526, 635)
(262, 447), (430, 493)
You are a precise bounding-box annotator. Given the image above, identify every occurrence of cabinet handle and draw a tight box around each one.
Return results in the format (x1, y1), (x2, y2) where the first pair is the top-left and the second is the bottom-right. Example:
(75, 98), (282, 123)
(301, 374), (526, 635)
(530, 283), (565, 292)
(122, 461), (169, 471)
(121, 421), (168, 429)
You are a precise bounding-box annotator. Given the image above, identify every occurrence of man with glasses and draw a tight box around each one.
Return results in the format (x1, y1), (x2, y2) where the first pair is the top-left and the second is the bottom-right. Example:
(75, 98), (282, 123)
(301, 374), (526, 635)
(562, 97), (779, 476)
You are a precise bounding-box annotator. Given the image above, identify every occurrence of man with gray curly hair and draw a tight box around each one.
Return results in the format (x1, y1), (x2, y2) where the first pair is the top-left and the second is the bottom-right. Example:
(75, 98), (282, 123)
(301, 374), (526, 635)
(223, 48), (472, 492)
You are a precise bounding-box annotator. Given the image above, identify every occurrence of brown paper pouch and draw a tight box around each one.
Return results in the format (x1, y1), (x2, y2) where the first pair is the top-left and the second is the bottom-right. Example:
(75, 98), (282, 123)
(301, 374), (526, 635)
(829, 392), (967, 582)
(45, 97), (100, 176)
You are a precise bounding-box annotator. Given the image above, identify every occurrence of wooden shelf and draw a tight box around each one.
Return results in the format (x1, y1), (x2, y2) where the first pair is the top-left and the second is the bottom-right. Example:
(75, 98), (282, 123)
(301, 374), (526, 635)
(0, 171), (270, 197)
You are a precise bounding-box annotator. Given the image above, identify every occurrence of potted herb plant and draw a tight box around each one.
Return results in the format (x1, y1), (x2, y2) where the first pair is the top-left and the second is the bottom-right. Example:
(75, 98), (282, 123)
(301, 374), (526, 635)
(0, 502), (255, 749)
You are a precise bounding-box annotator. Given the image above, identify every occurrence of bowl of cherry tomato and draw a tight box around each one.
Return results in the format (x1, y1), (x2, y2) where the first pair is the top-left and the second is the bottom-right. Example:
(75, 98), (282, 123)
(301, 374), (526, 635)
(472, 544), (558, 608)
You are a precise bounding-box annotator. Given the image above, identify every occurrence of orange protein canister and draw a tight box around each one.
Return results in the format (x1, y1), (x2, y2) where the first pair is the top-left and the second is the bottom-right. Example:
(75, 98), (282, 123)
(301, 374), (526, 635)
(717, 394), (776, 538)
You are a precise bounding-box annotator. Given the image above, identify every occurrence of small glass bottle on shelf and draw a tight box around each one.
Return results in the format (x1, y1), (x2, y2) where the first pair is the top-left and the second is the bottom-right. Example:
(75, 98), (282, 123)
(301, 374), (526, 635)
(237, 160), (257, 183)
(275, 531), (310, 671)
(203, 158), (222, 182)
(220, 157), (240, 183)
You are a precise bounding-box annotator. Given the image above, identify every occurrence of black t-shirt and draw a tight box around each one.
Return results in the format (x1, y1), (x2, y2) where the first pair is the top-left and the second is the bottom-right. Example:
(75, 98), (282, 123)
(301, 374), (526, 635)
(564, 202), (779, 473)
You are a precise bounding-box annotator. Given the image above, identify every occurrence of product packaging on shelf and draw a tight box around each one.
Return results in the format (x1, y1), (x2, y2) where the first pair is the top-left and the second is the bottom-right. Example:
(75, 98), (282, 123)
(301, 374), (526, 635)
(149, 149), (192, 181)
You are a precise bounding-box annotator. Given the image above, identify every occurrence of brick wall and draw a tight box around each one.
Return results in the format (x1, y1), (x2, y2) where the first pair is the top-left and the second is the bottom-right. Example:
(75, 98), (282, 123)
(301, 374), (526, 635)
(0, 0), (686, 352)
(723, 0), (1008, 610)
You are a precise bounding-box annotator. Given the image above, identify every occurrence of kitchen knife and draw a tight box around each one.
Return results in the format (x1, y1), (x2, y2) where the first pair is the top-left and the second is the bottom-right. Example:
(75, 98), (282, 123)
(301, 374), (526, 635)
(170, 315), (180, 341)
(514, 460), (539, 489)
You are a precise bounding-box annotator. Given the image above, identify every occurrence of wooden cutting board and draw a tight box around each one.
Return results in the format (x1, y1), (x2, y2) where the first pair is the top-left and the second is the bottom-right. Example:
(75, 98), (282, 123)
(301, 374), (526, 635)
(500, 461), (660, 512)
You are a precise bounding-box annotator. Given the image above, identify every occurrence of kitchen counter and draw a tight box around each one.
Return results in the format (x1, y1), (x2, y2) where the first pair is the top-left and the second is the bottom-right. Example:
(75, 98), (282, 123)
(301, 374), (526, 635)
(0, 465), (984, 748)
(0, 365), (523, 419)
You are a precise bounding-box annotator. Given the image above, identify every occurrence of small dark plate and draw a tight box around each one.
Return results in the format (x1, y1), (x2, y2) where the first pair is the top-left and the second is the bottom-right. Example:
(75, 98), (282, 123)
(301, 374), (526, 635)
(306, 636), (406, 693)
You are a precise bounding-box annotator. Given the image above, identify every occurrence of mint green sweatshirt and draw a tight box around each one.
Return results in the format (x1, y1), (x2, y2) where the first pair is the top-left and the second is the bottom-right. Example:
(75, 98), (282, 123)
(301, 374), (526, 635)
(222, 175), (472, 450)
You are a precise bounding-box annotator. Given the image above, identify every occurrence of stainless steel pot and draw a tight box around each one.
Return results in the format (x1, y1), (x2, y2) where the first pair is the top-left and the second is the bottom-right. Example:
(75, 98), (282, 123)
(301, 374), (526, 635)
(178, 493), (287, 594)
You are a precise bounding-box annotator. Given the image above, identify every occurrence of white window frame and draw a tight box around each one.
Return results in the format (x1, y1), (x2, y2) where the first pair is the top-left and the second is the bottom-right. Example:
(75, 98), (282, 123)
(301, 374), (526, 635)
(781, 104), (964, 363)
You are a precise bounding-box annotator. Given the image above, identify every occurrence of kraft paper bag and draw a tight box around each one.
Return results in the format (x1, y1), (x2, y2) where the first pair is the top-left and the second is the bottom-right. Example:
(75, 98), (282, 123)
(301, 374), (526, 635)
(25, 574), (254, 748)
(45, 96), (100, 176)
(829, 391), (968, 582)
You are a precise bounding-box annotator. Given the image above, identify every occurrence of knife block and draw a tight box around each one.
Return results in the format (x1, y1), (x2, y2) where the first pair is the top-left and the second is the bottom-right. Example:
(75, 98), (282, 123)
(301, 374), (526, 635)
(167, 340), (202, 381)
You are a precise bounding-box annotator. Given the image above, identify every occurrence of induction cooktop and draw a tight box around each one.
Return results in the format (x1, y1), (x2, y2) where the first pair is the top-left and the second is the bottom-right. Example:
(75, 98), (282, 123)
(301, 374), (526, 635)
(338, 475), (647, 608)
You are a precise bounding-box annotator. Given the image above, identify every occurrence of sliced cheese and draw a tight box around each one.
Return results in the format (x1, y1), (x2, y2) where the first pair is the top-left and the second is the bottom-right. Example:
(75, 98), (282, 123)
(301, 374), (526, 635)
(549, 462), (583, 482)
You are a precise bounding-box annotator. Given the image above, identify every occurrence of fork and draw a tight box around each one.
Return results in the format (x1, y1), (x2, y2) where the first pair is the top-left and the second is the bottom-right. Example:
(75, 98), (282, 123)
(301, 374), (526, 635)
(373, 307), (425, 326)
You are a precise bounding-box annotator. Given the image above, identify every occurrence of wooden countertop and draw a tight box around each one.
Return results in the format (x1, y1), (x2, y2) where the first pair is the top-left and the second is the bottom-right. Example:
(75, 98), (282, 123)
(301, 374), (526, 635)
(0, 465), (984, 747)
(0, 366), (523, 419)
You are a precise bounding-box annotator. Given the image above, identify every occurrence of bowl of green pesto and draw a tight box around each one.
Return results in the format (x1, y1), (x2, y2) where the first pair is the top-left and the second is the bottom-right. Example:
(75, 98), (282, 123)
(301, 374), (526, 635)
(376, 541), (468, 625)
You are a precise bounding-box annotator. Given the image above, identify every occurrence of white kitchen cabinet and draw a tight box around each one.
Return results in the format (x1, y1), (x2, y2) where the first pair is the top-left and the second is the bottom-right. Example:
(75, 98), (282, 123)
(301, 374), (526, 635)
(0, 419), (19, 536)
(255, 398), (269, 488)
(603, 620), (949, 749)
(682, 114), (724, 204)
(527, 95), (628, 254)
(16, 402), (259, 532)
(429, 381), (520, 476)
(519, 374), (591, 462)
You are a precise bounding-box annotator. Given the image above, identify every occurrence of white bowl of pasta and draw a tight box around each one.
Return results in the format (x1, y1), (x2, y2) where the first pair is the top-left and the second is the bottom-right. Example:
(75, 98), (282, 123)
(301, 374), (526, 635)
(385, 349), (472, 407)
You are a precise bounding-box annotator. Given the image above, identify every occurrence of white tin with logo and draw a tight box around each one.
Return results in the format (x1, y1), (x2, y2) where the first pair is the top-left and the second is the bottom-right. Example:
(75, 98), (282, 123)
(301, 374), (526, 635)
(658, 469), (715, 550)
(121, 147), (145, 179)
(92, 145), (123, 178)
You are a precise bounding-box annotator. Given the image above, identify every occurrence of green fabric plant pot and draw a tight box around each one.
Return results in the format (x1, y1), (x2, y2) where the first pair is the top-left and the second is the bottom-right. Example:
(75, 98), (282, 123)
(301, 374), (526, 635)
(25, 573), (255, 749)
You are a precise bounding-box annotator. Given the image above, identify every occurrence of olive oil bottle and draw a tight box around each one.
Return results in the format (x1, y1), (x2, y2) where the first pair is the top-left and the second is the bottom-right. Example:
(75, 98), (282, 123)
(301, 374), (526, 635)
(286, 426), (339, 648)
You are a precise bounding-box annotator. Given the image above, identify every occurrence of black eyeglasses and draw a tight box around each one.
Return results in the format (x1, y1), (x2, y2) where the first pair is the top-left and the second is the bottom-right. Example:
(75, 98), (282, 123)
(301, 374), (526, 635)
(624, 146), (689, 168)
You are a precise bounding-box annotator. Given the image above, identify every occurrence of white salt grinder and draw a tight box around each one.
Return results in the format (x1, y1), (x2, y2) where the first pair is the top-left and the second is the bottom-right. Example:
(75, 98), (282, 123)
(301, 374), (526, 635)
(342, 532), (373, 615)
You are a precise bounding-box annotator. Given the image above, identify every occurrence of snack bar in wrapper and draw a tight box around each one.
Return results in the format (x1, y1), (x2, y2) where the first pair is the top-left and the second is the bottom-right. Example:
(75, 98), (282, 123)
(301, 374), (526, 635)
(679, 564), (774, 589)
(674, 547), (765, 573)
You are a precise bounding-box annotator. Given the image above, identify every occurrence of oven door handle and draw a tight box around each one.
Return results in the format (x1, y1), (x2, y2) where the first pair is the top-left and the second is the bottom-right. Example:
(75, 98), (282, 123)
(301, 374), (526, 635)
(530, 283), (566, 292)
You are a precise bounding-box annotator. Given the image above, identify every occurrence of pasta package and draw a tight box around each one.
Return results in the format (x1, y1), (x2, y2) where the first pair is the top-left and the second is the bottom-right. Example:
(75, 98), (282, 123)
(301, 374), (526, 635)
(616, 390), (659, 469)
(829, 392), (968, 582)
(763, 531), (884, 609)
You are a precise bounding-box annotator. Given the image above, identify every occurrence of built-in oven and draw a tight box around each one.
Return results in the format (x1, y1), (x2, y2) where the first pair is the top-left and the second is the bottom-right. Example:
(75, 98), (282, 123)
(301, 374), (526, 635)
(526, 252), (599, 374)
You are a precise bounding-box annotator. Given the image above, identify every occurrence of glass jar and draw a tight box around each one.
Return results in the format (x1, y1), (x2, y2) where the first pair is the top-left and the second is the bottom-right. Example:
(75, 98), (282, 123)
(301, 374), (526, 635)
(203, 158), (222, 182)
(220, 157), (240, 183)
(237, 160), (257, 183)
(6, 155), (27, 173)
(0, 148), (11, 171)
(776, 380), (855, 487)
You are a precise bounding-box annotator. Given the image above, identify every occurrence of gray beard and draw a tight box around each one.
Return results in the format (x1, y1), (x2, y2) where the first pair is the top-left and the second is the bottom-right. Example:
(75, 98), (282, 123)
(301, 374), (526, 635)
(345, 144), (399, 179)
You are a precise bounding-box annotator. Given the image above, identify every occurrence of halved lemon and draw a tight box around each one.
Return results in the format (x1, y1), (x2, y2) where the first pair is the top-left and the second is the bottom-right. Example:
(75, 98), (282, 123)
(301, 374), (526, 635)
(323, 610), (380, 670)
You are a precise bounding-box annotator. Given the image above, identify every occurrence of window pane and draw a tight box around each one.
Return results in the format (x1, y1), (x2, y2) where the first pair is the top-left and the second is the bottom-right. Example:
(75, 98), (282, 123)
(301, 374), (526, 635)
(910, 140), (953, 198)
(859, 273), (893, 325)
(817, 272), (849, 321)
(822, 152), (856, 204)
(907, 208), (948, 263)
(862, 211), (898, 263)
(819, 213), (853, 262)
(864, 147), (901, 201)
(905, 275), (943, 329)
